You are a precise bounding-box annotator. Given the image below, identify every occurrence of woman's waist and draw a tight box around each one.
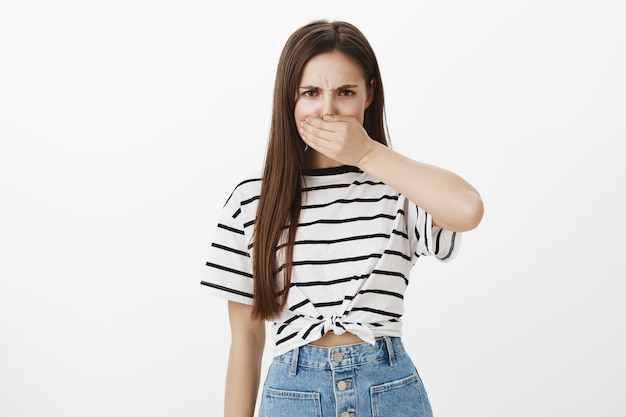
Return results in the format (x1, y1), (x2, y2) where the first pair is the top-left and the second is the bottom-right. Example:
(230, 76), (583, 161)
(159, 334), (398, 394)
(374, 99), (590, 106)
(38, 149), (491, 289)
(274, 335), (406, 369)
(309, 331), (373, 347)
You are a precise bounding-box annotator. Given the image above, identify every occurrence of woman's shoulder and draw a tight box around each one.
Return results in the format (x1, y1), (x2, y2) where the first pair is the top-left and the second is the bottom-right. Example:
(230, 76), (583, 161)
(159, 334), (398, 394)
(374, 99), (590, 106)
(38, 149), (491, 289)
(221, 169), (263, 206)
(231, 169), (263, 191)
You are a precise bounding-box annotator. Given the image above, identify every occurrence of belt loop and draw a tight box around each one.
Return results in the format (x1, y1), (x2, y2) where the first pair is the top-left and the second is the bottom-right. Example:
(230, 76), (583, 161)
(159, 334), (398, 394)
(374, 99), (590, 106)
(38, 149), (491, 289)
(383, 336), (397, 367)
(289, 346), (300, 376)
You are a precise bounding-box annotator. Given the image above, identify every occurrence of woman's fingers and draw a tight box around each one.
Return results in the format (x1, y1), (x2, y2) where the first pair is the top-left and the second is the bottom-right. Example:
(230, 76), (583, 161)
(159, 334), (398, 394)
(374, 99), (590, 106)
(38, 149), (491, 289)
(298, 116), (373, 166)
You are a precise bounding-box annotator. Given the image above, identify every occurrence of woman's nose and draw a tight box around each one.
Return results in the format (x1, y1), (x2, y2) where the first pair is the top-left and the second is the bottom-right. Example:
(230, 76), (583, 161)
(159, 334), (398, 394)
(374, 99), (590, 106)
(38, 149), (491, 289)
(320, 95), (336, 117)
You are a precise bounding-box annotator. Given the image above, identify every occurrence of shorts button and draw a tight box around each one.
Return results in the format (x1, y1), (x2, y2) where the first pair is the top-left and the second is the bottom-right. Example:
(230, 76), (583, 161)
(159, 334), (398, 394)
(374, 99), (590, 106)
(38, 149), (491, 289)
(333, 352), (344, 362)
(340, 412), (351, 417)
(337, 380), (347, 391)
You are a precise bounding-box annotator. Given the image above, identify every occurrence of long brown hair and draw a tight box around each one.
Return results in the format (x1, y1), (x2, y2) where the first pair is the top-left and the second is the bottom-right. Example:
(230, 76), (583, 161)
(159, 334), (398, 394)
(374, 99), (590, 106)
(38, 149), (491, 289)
(252, 20), (389, 319)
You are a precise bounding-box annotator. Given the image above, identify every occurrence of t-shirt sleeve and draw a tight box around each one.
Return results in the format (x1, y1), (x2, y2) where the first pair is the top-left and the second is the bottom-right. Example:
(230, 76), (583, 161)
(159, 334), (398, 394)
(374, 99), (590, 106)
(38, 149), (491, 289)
(201, 187), (255, 305)
(407, 200), (462, 264)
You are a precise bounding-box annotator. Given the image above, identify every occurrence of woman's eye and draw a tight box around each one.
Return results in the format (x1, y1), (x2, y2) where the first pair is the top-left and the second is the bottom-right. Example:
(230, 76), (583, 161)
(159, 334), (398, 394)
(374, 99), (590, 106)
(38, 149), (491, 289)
(303, 90), (317, 97)
(340, 90), (355, 96)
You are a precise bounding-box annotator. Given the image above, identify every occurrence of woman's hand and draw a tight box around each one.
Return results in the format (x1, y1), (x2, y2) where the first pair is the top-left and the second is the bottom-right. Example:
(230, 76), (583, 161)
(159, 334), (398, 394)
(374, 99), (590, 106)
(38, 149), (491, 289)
(299, 114), (377, 167)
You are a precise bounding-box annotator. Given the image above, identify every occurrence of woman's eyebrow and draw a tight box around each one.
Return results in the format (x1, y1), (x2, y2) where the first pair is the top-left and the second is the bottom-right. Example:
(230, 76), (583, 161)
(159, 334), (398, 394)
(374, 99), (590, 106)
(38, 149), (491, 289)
(298, 84), (360, 91)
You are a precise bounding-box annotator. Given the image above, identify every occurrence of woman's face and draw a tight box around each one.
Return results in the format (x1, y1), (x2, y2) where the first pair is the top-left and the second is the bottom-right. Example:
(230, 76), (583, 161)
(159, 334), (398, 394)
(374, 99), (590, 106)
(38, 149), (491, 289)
(294, 50), (372, 126)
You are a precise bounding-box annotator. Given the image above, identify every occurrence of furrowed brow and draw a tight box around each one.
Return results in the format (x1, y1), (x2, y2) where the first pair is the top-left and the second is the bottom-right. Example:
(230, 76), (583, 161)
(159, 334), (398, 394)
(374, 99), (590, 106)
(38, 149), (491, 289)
(298, 84), (361, 91)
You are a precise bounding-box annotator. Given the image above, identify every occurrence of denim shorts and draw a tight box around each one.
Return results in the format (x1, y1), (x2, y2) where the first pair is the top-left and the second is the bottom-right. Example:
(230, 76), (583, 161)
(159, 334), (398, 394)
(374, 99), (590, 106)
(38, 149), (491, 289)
(259, 336), (433, 417)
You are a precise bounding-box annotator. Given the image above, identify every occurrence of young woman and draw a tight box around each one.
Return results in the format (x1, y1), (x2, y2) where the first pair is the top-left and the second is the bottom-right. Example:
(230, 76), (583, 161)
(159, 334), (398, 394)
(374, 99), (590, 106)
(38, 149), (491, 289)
(201, 20), (483, 417)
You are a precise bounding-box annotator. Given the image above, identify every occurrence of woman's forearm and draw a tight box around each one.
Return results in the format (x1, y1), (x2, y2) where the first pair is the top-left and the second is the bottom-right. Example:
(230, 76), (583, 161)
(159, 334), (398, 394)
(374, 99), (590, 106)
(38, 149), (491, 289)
(224, 339), (264, 417)
(358, 142), (484, 232)
(224, 301), (266, 417)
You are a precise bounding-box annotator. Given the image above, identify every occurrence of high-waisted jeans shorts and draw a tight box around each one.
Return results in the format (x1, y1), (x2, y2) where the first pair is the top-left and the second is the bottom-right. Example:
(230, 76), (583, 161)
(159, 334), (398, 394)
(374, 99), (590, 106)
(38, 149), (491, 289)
(259, 336), (433, 417)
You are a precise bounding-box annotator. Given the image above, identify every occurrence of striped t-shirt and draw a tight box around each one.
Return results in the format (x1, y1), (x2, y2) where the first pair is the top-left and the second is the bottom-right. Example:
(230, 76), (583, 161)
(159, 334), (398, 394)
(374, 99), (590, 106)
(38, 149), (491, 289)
(201, 165), (461, 356)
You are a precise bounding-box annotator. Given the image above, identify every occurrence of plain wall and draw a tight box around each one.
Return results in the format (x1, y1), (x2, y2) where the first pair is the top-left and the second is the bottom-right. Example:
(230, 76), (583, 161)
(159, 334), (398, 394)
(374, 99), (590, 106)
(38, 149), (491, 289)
(1, 1), (624, 416)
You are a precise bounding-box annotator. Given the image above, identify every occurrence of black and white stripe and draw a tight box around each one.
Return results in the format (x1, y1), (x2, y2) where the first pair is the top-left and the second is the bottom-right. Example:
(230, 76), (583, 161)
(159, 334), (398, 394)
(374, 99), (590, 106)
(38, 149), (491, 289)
(201, 166), (460, 356)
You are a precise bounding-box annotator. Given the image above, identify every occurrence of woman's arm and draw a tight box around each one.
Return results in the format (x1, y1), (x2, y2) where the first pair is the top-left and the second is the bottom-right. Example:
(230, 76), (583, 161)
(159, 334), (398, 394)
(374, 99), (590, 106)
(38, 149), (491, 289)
(299, 115), (484, 232)
(357, 142), (483, 232)
(224, 301), (266, 417)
